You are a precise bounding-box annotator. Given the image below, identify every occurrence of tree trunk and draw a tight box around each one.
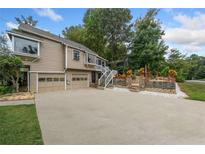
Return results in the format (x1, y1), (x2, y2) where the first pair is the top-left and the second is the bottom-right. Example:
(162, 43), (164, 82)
(16, 82), (19, 93)
(10, 73), (20, 93)
(145, 64), (147, 78)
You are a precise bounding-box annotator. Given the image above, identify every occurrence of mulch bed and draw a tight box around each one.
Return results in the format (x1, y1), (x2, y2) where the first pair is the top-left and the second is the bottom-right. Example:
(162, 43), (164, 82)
(0, 92), (34, 101)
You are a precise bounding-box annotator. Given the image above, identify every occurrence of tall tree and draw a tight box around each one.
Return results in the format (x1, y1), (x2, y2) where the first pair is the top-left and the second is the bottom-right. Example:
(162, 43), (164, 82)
(83, 8), (133, 66)
(0, 35), (23, 92)
(167, 48), (189, 81)
(15, 15), (38, 26)
(62, 8), (133, 67)
(167, 48), (185, 70)
(186, 54), (205, 79)
(0, 54), (23, 92)
(62, 25), (85, 44)
(0, 34), (10, 53)
(129, 9), (168, 75)
(100, 8), (133, 67)
(83, 9), (106, 57)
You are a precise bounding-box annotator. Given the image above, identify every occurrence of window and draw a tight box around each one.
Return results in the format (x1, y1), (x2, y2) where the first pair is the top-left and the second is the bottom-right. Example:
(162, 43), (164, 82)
(14, 36), (39, 55)
(54, 78), (59, 82)
(39, 78), (45, 82)
(102, 61), (105, 66)
(88, 54), (96, 64)
(73, 50), (80, 61)
(60, 78), (64, 81)
(47, 78), (52, 82)
(98, 59), (102, 65)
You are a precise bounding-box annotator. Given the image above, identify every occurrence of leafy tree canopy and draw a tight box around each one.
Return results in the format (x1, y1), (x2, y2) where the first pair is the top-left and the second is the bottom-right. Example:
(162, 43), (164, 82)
(63, 8), (133, 68)
(129, 9), (168, 75)
(62, 25), (85, 45)
(0, 34), (10, 53)
(0, 54), (23, 92)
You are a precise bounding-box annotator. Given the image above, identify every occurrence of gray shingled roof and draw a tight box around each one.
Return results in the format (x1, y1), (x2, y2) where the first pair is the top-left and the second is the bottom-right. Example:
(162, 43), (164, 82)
(18, 24), (97, 55)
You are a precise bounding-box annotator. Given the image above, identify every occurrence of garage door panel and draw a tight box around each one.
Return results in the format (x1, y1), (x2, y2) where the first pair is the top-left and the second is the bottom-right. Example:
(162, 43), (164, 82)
(38, 73), (65, 92)
(71, 74), (89, 89)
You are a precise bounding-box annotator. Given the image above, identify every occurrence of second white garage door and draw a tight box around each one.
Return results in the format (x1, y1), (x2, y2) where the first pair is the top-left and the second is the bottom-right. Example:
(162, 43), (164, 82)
(71, 74), (89, 89)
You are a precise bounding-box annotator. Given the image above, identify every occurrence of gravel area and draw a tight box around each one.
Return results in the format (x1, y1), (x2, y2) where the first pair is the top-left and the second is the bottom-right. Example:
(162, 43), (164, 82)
(110, 83), (188, 99)
(139, 83), (187, 98)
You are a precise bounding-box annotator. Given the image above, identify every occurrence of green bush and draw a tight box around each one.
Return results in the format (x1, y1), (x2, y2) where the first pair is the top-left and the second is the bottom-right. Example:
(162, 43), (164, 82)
(0, 86), (13, 95)
(160, 66), (169, 77)
(176, 73), (185, 82)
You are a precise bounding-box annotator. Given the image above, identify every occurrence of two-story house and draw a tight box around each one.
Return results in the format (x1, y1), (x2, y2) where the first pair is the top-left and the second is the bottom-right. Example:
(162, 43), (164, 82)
(7, 24), (116, 93)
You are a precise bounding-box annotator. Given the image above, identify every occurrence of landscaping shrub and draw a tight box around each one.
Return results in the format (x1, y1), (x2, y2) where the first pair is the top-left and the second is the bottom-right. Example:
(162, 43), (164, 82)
(160, 66), (169, 77)
(176, 73), (185, 82)
(139, 68), (145, 76)
(168, 69), (177, 78)
(0, 86), (13, 95)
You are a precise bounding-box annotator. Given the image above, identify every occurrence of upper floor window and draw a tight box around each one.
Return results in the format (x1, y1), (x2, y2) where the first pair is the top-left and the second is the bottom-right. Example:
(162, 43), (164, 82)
(102, 61), (105, 66)
(73, 50), (80, 61)
(88, 54), (96, 64)
(14, 36), (39, 55)
(97, 59), (102, 65)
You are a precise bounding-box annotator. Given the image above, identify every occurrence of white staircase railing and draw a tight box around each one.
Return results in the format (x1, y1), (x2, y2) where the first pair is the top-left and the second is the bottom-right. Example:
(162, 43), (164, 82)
(97, 65), (117, 88)
(98, 68), (110, 86)
(104, 70), (118, 88)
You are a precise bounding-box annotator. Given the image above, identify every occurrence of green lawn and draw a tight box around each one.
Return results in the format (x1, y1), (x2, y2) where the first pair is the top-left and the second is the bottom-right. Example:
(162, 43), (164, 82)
(179, 82), (205, 101)
(0, 104), (43, 145)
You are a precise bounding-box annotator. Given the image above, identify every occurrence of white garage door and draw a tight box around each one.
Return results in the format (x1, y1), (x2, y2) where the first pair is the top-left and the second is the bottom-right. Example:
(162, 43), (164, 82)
(71, 74), (89, 89)
(38, 73), (65, 92)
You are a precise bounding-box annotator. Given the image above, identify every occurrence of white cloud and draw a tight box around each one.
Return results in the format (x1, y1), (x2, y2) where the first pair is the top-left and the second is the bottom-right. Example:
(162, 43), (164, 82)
(164, 12), (205, 54)
(185, 45), (201, 53)
(6, 22), (18, 29)
(173, 13), (205, 29)
(34, 8), (63, 22)
(164, 28), (205, 46)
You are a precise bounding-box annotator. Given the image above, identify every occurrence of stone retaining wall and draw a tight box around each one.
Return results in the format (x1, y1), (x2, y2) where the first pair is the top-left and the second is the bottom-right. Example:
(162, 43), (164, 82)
(145, 80), (175, 89)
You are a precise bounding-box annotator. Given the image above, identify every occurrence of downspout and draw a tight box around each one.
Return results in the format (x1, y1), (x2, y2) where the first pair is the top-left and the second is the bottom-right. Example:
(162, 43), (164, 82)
(64, 45), (68, 90)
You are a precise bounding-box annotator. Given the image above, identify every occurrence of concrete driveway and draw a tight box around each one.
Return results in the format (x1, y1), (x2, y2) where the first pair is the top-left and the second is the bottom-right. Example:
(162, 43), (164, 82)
(35, 88), (205, 144)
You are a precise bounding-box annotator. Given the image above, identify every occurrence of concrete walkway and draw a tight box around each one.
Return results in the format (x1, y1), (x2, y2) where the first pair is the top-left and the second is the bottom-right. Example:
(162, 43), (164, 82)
(0, 99), (34, 106)
(35, 89), (205, 144)
(186, 80), (205, 84)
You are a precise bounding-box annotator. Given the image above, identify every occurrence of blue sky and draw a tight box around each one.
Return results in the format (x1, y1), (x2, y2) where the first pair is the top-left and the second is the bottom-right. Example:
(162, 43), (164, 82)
(0, 8), (205, 56)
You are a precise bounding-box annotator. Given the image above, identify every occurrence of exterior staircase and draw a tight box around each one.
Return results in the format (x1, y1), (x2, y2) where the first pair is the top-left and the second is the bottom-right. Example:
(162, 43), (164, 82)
(97, 66), (117, 89)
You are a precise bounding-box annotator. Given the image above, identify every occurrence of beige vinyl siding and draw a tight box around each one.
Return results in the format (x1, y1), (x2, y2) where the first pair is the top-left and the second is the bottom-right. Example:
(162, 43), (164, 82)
(67, 47), (96, 70)
(11, 31), (65, 72)
(30, 72), (37, 92)
(30, 39), (65, 71)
